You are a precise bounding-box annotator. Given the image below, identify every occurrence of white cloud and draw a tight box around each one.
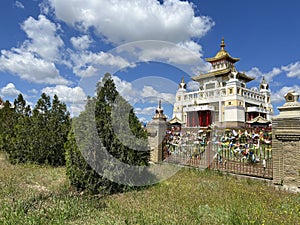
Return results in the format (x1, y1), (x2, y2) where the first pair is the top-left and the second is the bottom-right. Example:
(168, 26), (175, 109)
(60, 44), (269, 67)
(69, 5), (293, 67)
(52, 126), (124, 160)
(29, 89), (39, 95)
(246, 67), (281, 83)
(0, 14), (70, 85)
(21, 15), (64, 62)
(70, 51), (132, 77)
(281, 61), (300, 79)
(141, 86), (175, 104)
(70, 35), (93, 50)
(114, 40), (210, 77)
(112, 76), (176, 106)
(137, 41), (205, 65)
(0, 83), (22, 97)
(112, 76), (139, 103)
(123, 75), (177, 107)
(137, 117), (149, 124)
(271, 85), (300, 103)
(47, 0), (214, 45)
(39, 1), (51, 15)
(42, 85), (87, 116)
(42, 85), (86, 104)
(15, 1), (24, 9)
(0, 48), (70, 85)
(44, 0), (214, 79)
(134, 106), (157, 116)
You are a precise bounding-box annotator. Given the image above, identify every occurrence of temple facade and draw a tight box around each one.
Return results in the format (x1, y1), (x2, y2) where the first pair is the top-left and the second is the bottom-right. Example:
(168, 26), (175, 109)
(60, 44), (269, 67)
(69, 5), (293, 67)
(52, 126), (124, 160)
(172, 38), (273, 128)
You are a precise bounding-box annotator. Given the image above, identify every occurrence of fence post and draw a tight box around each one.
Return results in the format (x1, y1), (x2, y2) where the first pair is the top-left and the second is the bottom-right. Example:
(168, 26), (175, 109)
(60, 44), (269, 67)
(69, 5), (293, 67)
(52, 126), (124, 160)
(146, 101), (168, 163)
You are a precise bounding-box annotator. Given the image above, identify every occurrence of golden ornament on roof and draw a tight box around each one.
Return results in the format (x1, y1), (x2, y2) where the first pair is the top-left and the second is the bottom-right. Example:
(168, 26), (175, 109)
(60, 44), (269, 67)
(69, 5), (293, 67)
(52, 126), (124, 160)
(206, 38), (240, 63)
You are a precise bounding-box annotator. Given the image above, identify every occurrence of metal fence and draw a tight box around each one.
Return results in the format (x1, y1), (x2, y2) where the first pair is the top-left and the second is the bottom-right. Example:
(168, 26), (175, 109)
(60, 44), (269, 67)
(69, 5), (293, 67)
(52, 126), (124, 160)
(163, 127), (273, 179)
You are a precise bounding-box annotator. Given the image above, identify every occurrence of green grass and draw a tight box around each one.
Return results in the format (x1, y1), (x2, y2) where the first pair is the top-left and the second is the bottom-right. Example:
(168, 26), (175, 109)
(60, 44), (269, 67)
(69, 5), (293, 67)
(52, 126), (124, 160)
(0, 151), (299, 225)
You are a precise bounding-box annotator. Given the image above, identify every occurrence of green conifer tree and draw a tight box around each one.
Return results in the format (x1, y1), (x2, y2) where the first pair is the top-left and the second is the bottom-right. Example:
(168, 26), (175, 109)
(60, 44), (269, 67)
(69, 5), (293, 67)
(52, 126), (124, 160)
(65, 73), (150, 194)
(7, 94), (32, 163)
(30, 93), (70, 165)
(0, 100), (17, 153)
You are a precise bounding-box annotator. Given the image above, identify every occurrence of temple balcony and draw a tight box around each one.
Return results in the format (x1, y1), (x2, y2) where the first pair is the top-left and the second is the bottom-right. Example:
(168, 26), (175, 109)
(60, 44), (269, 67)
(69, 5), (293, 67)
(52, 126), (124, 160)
(246, 106), (268, 114)
(183, 105), (215, 112)
(178, 86), (267, 107)
(241, 87), (265, 102)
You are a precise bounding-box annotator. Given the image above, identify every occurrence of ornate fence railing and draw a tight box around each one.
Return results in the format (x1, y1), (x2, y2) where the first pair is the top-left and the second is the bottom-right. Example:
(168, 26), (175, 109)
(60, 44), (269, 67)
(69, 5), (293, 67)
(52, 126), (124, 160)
(164, 128), (273, 179)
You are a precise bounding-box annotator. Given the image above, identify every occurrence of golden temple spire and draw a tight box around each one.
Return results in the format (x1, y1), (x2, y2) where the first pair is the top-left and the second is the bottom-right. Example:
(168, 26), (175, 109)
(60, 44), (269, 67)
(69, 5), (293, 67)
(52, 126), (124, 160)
(260, 76), (269, 90)
(220, 37), (226, 51)
(153, 99), (167, 120)
(205, 37), (240, 63)
(181, 76), (185, 84)
(179, 76), (187, 89)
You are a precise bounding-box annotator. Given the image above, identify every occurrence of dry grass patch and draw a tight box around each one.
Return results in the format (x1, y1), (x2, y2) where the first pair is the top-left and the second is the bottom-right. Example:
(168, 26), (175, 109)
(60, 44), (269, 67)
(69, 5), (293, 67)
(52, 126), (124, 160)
(0, 151), (299, 225)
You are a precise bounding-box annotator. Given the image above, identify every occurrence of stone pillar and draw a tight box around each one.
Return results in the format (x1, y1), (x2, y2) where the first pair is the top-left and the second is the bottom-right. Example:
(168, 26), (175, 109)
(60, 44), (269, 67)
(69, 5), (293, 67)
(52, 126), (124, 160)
(272, 90), (300, 192)
(146, 101), (168, 163)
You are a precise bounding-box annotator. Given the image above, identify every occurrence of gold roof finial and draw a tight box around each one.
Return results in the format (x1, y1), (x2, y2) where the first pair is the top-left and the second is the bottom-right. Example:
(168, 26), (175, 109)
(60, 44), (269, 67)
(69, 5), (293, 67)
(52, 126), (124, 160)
(220, 37), (225, 51)
(205, 37), (240, 63)
(181, 76), (185, 83)
(179, 76), (187, 89)
(153, 99), (167, 120)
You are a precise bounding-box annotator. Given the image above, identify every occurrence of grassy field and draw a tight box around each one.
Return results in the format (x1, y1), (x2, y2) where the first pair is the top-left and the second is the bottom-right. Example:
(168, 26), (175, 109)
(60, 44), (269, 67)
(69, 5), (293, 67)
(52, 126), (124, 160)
(0, 152), (299, 225)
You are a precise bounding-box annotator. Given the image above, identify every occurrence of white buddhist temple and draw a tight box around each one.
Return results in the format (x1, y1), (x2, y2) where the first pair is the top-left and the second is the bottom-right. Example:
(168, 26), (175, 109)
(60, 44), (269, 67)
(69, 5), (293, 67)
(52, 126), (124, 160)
(171, 38), (273, 128)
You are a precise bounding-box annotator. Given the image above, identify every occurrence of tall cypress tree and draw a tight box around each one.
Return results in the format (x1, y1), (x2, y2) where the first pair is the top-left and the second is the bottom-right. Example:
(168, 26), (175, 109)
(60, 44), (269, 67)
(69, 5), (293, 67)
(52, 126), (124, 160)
(66, 97), (105, 191)
(95, 73), (149, 166)
(8, 94), (32, 163)
(48, 94), (71, 165)
(0, 100), (17, 153)
(30, 93), (70, 165)
(4, 93), (70, 165)
(65, 73), (150, 194)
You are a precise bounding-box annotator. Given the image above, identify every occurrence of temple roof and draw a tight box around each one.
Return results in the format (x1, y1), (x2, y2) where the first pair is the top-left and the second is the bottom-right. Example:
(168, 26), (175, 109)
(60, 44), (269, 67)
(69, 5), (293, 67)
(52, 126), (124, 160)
(206, 38), (240, 63)
(247, 115), (271, 124)
(192, 38), (254, 83)
(192, 68), (254, 83)
(169, 116), (183, 124)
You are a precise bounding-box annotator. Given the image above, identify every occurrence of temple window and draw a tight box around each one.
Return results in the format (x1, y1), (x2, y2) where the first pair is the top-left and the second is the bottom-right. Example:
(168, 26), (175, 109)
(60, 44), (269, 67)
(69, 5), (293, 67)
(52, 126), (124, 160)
(206, 83), (215, 89)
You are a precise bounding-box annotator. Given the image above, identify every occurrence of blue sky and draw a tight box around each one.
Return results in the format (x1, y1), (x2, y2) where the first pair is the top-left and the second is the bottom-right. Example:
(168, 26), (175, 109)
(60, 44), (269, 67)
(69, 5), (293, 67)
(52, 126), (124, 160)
(0, 0), (300, 122)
